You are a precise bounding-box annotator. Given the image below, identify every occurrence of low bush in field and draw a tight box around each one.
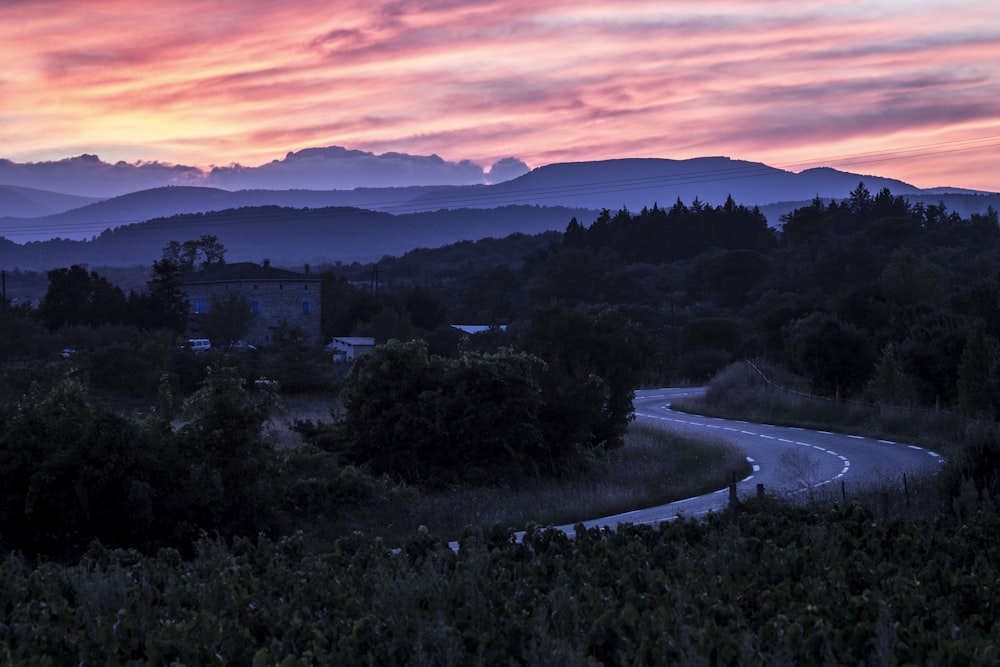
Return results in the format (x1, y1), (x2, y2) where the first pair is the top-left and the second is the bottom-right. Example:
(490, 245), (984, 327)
(271, 444), (419, 532)
(0, 367), (283, 560)
(937, 429), (1000, 514)
(3, 506), (999, 664)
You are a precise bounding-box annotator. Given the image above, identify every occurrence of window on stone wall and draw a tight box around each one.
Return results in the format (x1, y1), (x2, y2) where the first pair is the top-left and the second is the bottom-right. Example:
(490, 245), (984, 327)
(302, 300), (311, 314)
(194, 298), (205, 314)
(252, 300), (261, 314)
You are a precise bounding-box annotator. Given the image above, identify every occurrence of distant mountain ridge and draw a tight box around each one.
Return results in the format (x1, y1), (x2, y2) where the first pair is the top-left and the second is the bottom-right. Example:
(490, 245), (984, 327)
(3, 156), (995, 245)
(0, 184), (101, 219)
(2, 156), (998, 272)
(0, 185), (460, 242)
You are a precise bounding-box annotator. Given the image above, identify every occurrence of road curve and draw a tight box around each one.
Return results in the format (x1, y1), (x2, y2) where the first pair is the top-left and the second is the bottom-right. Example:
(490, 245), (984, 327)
(516, 387), (944, 540)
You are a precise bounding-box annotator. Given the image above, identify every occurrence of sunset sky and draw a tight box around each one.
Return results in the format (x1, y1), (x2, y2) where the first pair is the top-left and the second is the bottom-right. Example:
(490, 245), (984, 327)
(3, 0), (999, 190)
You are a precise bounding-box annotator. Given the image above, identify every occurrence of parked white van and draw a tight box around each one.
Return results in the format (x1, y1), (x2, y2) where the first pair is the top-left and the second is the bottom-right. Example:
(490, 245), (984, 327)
(186, 338), (212, 352)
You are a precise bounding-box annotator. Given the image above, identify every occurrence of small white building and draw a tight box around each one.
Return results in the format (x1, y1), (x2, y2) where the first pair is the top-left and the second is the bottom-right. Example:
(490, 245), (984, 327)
(327, 336), (376, 363)
(451, 324), (507, 335)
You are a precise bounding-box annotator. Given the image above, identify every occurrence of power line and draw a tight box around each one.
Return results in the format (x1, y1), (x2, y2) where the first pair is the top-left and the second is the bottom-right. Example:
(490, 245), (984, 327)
(770, 134), (1000, 172)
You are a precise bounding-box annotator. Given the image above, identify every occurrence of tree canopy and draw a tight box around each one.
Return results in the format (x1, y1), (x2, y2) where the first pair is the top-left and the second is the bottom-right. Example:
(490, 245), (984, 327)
(335, 340), (548, 485)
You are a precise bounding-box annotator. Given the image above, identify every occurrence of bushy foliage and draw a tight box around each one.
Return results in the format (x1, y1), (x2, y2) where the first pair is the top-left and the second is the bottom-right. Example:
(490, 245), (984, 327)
(0, 307), (60, 360)
(263, 320), (327, 392)
(37, 265), (128, 330)
(0, 375), (169, 557)
(518, 306), (659, 453)
(336, 340), (548, 485)
(863, 343), (918, 407)
(331, 308), (658, 486)
(782, 312), (875, 397)
(0, 366), (284, 559)
(204, 292), (256, 345)
(4, 508), (1000, 664)
(84, 330), (204, 399)
(938, 429), (1000, 509)
(130, 257), (189, 332)
(272, 445), (411, 526)
(676, 317), (745, 381)
(956, 318), (1000, 418)
(171, 365), (280, 541)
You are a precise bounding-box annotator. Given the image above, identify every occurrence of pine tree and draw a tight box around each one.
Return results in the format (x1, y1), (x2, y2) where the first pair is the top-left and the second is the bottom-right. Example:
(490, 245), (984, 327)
(865, 343), (917, 407)
(957, 318), (997, 417)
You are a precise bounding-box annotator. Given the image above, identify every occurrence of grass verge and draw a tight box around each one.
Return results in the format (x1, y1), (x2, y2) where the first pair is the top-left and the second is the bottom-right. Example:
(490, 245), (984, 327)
(309, 422), (750, 548)
(672, 362), (970, 458)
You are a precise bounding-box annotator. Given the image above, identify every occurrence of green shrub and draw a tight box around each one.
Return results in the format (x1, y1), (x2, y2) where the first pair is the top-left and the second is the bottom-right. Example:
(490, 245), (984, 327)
(4, 510), (1000, 664)
(939, 429), (1000, 511)
(0, 375), (173, 558)
(0, 365), (286, 559)
(337, 340), (549, 486)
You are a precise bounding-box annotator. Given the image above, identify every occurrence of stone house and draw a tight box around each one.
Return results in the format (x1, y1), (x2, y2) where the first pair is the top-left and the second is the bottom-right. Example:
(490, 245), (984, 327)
(180, 260), (322, 346)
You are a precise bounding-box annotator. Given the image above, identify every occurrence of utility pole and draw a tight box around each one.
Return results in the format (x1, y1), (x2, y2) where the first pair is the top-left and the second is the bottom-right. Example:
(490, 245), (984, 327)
(1, 269), (6, 312)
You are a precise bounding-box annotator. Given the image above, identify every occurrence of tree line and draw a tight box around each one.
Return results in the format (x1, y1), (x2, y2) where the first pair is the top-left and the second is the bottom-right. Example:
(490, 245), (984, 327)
(8, 183), (1000, 415)
(325, 183), (1000, 416)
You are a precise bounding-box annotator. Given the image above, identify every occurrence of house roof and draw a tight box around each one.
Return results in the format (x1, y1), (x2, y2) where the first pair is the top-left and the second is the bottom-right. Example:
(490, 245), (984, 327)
(180, 261), (320, 285)
(451, 324), (507, 335)
(327, 337), (376, 347)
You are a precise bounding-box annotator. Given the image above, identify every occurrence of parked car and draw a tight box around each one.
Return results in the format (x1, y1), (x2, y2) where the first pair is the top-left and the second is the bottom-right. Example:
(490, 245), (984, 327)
(185, 338), (212, 352)
(228, 340), (256, 350)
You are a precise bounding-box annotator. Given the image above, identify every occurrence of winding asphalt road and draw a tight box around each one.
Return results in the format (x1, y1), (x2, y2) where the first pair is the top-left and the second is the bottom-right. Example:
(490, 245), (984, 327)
(531, 387), (945, 537)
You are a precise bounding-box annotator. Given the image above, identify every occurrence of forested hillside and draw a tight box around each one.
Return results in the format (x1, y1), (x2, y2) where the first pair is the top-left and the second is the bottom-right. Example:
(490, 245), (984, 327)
(0, 204), (597, 269)
(330, 184), (1000, 414)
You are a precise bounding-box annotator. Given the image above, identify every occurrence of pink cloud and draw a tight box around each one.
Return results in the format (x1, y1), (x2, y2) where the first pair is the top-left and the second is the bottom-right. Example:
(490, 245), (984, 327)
(0, 0), (997, 191)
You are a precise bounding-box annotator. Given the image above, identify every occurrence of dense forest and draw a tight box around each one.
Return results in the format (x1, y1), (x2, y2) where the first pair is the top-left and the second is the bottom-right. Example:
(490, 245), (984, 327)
(319, 183), (1000, 415)
(3, 183), (1000, 661)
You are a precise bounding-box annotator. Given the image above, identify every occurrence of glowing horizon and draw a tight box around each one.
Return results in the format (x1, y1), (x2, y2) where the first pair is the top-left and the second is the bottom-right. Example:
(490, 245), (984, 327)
(2, 0), (999, 190)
